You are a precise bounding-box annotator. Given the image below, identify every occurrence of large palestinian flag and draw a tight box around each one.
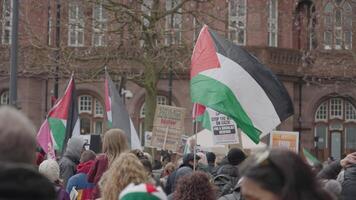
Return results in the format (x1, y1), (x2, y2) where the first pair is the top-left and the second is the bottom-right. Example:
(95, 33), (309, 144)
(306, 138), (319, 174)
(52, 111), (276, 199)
(37, 76), (80, 157)
(105, 72), (141, 149)
(191, 25), (294, 144)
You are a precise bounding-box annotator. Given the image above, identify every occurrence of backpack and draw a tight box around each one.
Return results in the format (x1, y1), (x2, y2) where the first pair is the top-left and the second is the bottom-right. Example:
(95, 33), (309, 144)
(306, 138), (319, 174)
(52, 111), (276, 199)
(213, 174), (239, 197)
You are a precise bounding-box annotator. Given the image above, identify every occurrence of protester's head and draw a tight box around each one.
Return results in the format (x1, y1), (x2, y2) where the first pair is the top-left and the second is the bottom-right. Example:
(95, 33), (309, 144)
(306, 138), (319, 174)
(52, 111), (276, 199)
(143, 152), (153, 164)
(64, 136), (86, 163)
(163, 162), (176, 177)
(183, 153), (200, 168)
(140, 159), (153, 175)
(0, 106), (37, 164)
(38, 159), (60, 183)
(197, 152), (207, 165)
(153, 159), (162, 170)
(119, 183), (167, 200)
(103, 129), (129, 165)
(240, 149), (332, 200)
(0, 162), (56, 199)
(100, 152), (148, 200)
(80, 150), (96, 163)
(227, 148), (246, 166)
(206, 152), (216, 164)
(173, 171), (216, 200)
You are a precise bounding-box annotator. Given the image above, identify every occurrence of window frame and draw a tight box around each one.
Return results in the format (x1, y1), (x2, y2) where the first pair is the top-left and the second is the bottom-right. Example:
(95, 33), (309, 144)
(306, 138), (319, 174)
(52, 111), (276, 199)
(1, 0), (12, 45)
(165, 0), (182, 45)
(268, 0), (278, 47)
(228, 0), (246, 45)
(68, 3), (85, 47)
(92, 2), (107, 47)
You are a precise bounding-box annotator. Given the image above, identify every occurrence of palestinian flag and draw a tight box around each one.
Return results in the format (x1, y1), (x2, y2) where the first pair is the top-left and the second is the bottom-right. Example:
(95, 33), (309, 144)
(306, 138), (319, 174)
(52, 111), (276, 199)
(303, 148), (321, 166)
(191, 25), (294, 144)
(37, 76), (80, 157)
(105, 72), (141, 149)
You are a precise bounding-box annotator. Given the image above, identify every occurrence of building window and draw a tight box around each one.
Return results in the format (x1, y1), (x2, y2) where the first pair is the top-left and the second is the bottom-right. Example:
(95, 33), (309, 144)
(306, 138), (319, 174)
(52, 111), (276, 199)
(315, 125), (328, 149)
(79, 95), (104, 135)
(268, 0), (278, 47)
(345, 101), (356, 121)
(92, 2), (107, 47)
(314, 98), (356, 157)
(165, 0), (182, 45)
(228, 0), (246, 45)
(68, 3), (84, 47)
(193, 17), (203, 41)
(1, 0), (12, 45)
(346, 126), (356, 149)
(79, 95), (92, 113)
(315, 101), (328, 121)
(0, 90), (9, 105)
(330, 98), (343, 119)
(323, 0), (352, 50)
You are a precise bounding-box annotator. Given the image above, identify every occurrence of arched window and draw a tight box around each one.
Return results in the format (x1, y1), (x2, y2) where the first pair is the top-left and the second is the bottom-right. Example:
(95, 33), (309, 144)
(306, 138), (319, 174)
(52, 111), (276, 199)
(228, 0), (246, 45)
(314, 97), (356, 160)
(0, 90), (9, 105)
(78, 94), (104, 134)
(323, 0), (352, 50)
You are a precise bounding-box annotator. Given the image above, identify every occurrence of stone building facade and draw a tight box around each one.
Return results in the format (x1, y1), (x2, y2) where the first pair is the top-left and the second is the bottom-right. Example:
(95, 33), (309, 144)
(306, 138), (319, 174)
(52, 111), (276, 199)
(1, 0), (356, 161)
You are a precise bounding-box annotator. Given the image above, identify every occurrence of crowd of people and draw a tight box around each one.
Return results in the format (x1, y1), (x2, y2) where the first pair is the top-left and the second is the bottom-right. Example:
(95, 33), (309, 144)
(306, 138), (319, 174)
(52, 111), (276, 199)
(1, 105), (356, 200)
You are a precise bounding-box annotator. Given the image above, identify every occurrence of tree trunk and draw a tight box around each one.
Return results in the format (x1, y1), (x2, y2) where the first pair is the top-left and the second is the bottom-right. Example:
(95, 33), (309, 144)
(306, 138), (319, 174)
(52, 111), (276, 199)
(143, 63), (158, 132)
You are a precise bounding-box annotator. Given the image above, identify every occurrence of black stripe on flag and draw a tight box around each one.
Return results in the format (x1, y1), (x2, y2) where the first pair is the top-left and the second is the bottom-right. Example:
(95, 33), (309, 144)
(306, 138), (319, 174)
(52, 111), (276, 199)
(208, 29), (294, 121)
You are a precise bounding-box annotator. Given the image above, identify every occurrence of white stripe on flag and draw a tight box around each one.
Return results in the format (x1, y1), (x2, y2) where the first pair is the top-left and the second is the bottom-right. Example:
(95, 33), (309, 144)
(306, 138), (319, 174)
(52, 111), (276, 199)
(199, 53), (281, 134)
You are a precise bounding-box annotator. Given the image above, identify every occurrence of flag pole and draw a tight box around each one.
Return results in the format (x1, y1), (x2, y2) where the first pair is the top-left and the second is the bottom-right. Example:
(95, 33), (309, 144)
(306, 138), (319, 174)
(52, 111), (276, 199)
(193, 104), (198, 171)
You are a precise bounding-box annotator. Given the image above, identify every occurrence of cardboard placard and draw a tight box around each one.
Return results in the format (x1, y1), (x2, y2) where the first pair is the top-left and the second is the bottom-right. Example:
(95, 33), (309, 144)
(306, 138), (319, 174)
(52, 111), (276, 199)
(151, 105), (186, 152)
(270, 131), (299, 153)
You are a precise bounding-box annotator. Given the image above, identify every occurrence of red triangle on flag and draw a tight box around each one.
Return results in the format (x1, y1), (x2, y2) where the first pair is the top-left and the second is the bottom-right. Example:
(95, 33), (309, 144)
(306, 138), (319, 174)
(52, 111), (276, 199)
(190, 25), (220, 78)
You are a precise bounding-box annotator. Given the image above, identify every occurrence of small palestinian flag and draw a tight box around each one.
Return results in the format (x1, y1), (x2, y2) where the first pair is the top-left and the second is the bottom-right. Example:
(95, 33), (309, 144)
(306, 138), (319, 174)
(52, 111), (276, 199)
(37, 75), (80, 157)
(105, 72), (141, 149)
(303, 148), (321, 166)
(119, 183), (167, 200)
(191, 25), (294, 144)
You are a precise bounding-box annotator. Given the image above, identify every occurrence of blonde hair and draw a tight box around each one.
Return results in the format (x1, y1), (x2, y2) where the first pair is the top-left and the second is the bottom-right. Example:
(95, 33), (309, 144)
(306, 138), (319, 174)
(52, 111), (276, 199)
(102, 129), (129, 165)
(100, 153), (149, 200)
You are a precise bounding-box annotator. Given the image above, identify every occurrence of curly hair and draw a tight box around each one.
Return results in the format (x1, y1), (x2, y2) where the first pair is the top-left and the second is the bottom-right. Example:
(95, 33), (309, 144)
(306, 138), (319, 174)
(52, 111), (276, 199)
(173, 171), (216, 200)
(100, 153), (149, 200)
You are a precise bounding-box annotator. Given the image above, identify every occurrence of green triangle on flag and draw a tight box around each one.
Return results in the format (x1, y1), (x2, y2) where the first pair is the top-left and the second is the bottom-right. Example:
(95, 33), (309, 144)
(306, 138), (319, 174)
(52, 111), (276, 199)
(303, 148), (320, 166)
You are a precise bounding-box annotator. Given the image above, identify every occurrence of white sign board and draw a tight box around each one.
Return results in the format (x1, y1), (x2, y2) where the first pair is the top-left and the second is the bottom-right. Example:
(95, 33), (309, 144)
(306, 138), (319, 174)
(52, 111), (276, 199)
(270, 131), (299, 153)
(207, 108), (240, 145)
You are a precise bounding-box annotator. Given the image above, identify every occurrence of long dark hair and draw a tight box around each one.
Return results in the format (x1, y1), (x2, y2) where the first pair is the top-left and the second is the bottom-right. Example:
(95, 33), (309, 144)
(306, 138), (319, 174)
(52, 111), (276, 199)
(240, 149), (332, 200)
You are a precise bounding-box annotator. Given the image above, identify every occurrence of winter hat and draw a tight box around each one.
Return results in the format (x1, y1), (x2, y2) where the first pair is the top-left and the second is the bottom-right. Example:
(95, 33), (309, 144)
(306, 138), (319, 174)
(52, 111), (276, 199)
(119, 183), (167, 200)
(183, 153), (200, 165)
(38, 159), (60, 182)
(206, 152), (216, 163)
(227, 148), (246, 166)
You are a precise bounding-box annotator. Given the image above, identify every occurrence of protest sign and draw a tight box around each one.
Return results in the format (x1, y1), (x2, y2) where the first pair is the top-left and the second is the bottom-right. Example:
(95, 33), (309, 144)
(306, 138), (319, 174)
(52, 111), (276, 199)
(151, 105), (186, 152)
(270, 131), (299, 153)
(207, 108), (240, 145)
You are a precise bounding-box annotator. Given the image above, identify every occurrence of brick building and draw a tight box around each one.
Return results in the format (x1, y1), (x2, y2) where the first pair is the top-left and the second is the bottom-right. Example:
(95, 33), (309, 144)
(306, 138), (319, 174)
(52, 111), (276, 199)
(0, 0), (355, 161)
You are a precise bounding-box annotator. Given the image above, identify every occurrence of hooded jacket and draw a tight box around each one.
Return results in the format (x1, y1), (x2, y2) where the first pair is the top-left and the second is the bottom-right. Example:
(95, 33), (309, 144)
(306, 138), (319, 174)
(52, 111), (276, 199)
(165, 162), (193, 195)
(66, 160), (95, 200)
(59, 136), (85, 186)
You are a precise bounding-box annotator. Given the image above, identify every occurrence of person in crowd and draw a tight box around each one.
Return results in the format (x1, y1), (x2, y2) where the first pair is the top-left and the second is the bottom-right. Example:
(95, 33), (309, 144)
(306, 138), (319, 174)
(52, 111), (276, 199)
(317, 152), (356, 200)
(0, 106), (37, 164)
(141, 158), (161, 186)
(100, 152), (149, 200)
(0, 106), (56, 199)
(119, 183), (167, 200)
(39, 159), (70, 200)
(160, 162), (176, 189)
(239, 149), (333, 200)
(59, 136), (86, 186)
(88, 128), (129, 199)
(206, 152), (216, 174)
(170, 171), (216, 200)
(312, 162), (324, 175)
(165, 153), (200, 195)
(66, 150), (96, 199)
(152, 159), (163, 182)
(196, 152), (209, 172)
(0, 161), (56, 199)
(214, 148), (246, 197)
